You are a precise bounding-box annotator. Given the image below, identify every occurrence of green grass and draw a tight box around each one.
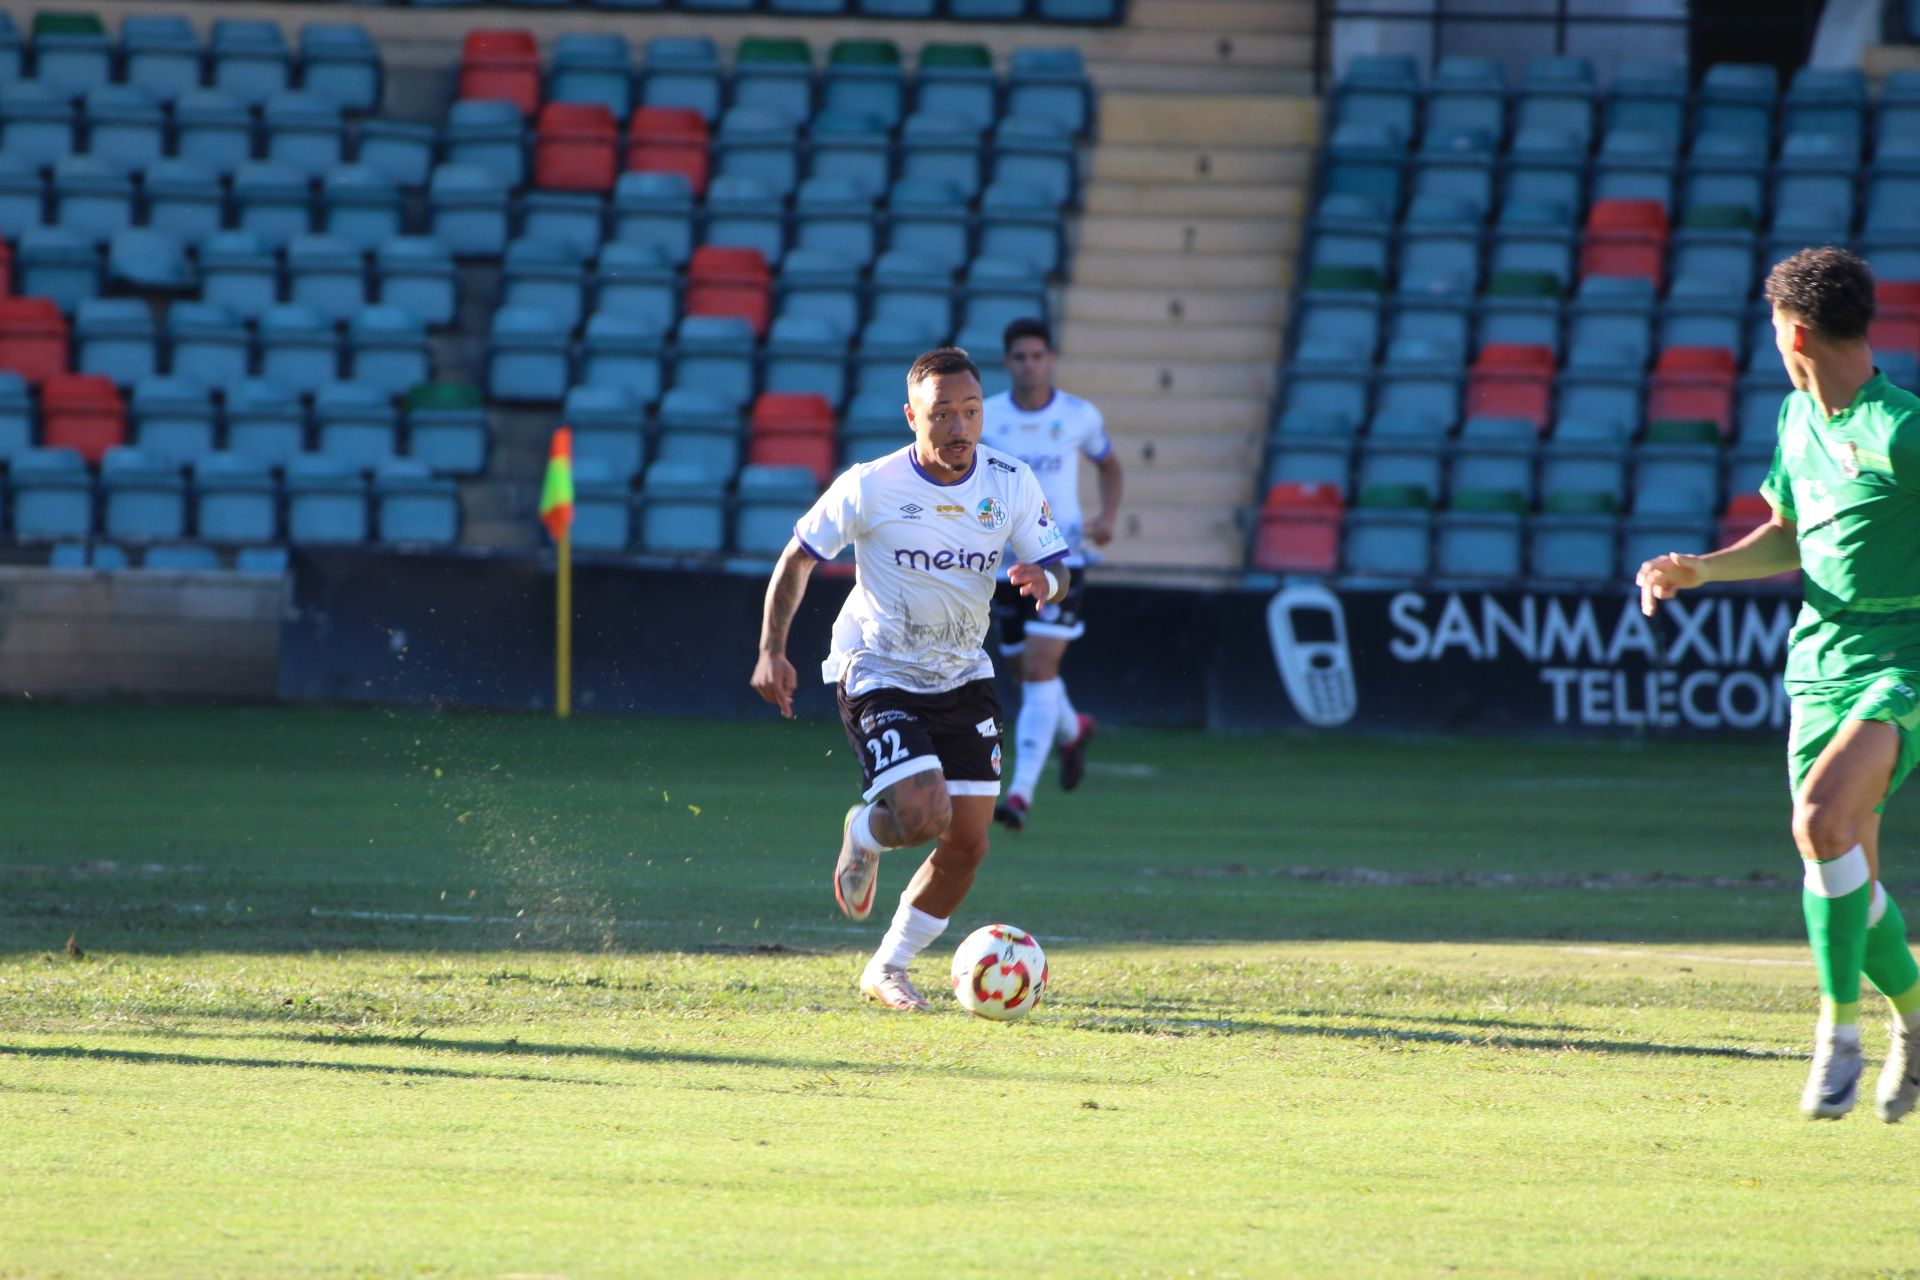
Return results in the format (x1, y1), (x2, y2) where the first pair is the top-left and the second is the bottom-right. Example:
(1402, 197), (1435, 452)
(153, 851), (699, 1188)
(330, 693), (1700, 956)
(3, 705), (1919, 1279)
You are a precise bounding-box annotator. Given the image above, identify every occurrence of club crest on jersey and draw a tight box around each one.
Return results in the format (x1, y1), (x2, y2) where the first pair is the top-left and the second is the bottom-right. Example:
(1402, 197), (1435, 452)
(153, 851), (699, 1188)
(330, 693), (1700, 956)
(976, 497), (1008, 530)
(990, 743), (1002, 776)
(1038, 500), (1052, 528)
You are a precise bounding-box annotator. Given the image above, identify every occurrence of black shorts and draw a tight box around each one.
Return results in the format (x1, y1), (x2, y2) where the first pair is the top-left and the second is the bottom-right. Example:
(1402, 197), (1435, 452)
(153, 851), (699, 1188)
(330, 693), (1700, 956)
(837, 678), (1005, 802)
(994, 567), (1087, 652)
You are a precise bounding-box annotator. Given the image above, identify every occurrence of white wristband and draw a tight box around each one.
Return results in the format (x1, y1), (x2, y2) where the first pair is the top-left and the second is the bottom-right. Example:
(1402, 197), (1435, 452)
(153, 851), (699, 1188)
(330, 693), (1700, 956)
(1042, 569), (1059, 598)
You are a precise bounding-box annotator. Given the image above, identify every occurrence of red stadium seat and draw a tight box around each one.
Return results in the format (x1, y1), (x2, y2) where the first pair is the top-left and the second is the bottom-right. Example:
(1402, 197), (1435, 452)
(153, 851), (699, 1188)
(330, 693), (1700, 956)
(626, 108), (710, 196)
(750, 392), (834, 437)
(1881, 281), (1920, 314)
(687, 246), (772, 333)
(459, 29), (541, 116)
(1654, 346), (1736, 380)
(41, 373), (125, 463)
(1870, 313), (1920, 358)
(1466, 370), (1554, 430)
(628, 108), (709, 144)
(1252, 483), (1343, 573)
(1647, 355), (1735, 438)
(1586, 199), (1668, 235)
(747, 433), (834, 485)
(0, 240), (11, 296)
(1472, 343), (1555, 374)
(534, 102), (618, 192)
(689, 245), (770, 285)
(1580, 199), (1668, 286)
(1718, 493), (1797, 584)
(0, 297), (70, 386)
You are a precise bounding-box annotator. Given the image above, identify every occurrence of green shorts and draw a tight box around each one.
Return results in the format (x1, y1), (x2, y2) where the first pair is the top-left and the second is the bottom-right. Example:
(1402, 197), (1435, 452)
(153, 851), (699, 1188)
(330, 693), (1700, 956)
(1788, 673), (1920, 810)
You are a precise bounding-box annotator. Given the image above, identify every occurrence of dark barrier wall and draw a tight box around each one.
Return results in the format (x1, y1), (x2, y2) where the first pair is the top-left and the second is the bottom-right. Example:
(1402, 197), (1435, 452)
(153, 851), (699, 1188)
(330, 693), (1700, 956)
(282, 548), (1800, 737)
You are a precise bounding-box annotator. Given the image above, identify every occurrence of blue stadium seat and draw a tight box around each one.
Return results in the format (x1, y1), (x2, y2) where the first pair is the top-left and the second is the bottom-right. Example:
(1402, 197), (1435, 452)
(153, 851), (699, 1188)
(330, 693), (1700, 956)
(1036, 0), (1120, 20)
(76, 298), (158, 385)
(211, 19), (293, 108)
(348, 307), (428, 396)
(504, 238), (587, 331)
(884, 179), (971, 271)
(1541, 442), (1628, 509)
(521, 191), (607, 261)
(1398, 222), (1481, 297)
(301, 22), (382, 113)
(288, 234), (369, 323)
(702, 174), (788, 266)
(1592, 128), (1678, 209)
(1515, 57), (1596, 150)
(1435, 509), (1524, 581)
(734, 464), (820, 556)
(131, 377), (217, 466)
(145, 159), (223, 242)
(0, 372), (32, 461)
(34, 14), (112, 98)
(18, 227), (100, 314)
(1411, 138), (1496, 216)
(101, 446), (188, 542)
(1426, 56), (1506, 146)
(793, 176), (878, 267)
(1321, 123), (1406, 213)
(1696, 63), (1777, 138)
(1344, 509), (1433, 577)
(1500, 127), (1584, 211)
(406, 387), (489, 477)
(85, 85), (166, 174)
(949, 0), (1026, 16)
(733, 42), (813, 126)
(0, 154), (44, 240)
(123, 14), (202, 105)
(168, 302), (250, 387)
(1783, 66), (1865, 149)
(140, 543), (219, 572)
(807, 111), (894, 200)
(550, 32), (633, 117)
(1605, 61), (1686, 144)
(841, 390), (909, 462)
(641, 36), (724, 122)
(233, 163), (313, 250)
(1292, 297), (1380, 360)
(1360, 438), (1445, 505)
(323, 165), (404, 252)
(0, 80), (76, 168)
(570, 455), (632, 550)
(1556, 373), (1642, 443)
(916, 47), (999, 131)
(612, 171), (696, 265)
(777, 248), (863, 338)
(652, 390), (741, 479)
(11, 448), (94, 541)
(373, 458), (459, 545)
(1621, 515), (1712, 576)
(1277, 370), (1369, 436)
(578, 313), (666, 402)
(226, 380), (308, 467)
(1451, 435), (1537, 503)
(959, 257), (1045, 339)
(174, 89), (254, 176)
(1682, 131), (1769, 225)
(234, 545), (289, 575)
(1772, 133), (1856, 238)
(258, 304), (338, 395)
(853, 317), (941, 399)
(53, 156), (133, 246)
(871, 251), (954, 334)
(315, 381), (399, 468)
(990, 117), (1076, 206)
(673, 315), (758, 406)
(285, 453), (369, 544)
(1007, 46), (1089, 136)
(640, 460), (727, 552)
(444, 99), (526, 187)
(977, 183), (1061, 275)
(715, 108), (802, 200)
(1529, 515), (1616, 580)
(823, 45), (905, 130)
(105, 228), (191, 307)
(429, 164), (511, 257)
(355, 119), (436, 189)
(377, 237), (457, 328)
(264, 92), (344, 181)
(1659, 300), (1744, 359)
(762, 314), (849, 405)
(1331, 54), (1418, 145)
(1265, 437), (1353, 496)
(594, 242), (679, 331)
(1566, 309), (1652, 374)
(1633, 445), (1720, 515)
(566, 384), (649, 481)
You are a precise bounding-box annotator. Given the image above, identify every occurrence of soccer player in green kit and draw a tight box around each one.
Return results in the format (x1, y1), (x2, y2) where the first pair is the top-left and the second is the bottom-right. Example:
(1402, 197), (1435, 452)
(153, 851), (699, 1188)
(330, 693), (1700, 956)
(1638, 247), (1920, 1120)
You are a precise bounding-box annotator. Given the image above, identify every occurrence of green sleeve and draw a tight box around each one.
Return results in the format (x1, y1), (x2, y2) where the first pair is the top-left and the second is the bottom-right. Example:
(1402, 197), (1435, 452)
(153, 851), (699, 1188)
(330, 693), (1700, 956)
(1759, 398), (1795, 518)
(1891, 414), (1920, 494)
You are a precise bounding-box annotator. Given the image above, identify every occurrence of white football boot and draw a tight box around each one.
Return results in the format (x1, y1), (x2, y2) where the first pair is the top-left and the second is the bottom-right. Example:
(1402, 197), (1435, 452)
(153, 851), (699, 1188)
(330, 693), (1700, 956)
(833, 803), (880, 922)
(860, 964), (932, 1012)
(1877, 1021), (1920, 1123)
(1802, 1029), (1864, 1119)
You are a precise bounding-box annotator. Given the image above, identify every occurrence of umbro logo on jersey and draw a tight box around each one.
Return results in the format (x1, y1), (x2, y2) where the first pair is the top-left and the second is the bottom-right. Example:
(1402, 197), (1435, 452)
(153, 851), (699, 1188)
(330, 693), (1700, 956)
(900, 503), (923, 514)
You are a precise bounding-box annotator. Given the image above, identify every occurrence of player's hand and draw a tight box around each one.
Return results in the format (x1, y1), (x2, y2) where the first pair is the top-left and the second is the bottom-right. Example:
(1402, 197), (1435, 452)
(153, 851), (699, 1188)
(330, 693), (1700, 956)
(1636, 552), (1707, 617)
(1008, 561), (1053, 609)
(1085, 513), (1115, 546)
(750, 649), (798, 718)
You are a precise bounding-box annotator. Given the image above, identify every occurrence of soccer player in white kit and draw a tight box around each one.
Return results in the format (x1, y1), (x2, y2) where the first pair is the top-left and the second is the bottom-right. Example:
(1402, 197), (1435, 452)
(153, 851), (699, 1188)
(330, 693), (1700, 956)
(982, 317), (1125, 833)
(749, 348), (1069, 1011)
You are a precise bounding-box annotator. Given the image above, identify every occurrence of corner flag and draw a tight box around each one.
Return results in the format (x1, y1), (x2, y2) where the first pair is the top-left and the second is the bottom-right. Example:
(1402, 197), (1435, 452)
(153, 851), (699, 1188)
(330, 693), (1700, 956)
(540, 427), (574, 541)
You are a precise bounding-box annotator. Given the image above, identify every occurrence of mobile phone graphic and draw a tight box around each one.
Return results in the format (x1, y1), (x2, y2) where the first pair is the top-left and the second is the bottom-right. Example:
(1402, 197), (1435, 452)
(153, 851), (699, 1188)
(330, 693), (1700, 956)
(1265, 585), (1357, 728)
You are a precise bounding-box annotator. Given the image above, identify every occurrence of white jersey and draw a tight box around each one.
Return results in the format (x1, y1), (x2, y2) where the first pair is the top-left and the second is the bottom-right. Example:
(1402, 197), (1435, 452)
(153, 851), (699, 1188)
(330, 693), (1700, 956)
(794, 444), (1068, 697)
(981, 389), (1112, 567)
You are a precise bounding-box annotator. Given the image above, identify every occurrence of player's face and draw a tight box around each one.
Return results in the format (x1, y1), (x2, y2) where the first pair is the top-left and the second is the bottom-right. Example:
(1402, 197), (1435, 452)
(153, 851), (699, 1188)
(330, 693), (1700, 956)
(1004, 336), (1056, 394)
(1772, 305), (1811, 390)
(906, 370), (985, 479)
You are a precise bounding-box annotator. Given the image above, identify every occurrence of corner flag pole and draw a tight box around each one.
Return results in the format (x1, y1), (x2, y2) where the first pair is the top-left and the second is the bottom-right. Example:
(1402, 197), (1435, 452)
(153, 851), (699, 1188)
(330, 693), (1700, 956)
(539, 428), (576, 720)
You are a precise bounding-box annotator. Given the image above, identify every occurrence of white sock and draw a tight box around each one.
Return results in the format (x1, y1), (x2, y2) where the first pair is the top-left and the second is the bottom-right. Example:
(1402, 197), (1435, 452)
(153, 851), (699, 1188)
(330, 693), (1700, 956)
(1820, 1020), (1864, 1047)
(849, 803), (886, 855)
(1009, 679), (1061, 800)
(867, 898), (948, 974)
(1054, 678), (1080, 745)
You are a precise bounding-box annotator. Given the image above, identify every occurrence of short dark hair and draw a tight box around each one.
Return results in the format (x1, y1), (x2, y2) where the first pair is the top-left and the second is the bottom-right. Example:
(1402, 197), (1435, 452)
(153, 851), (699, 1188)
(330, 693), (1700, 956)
(1002, 317), (1052, 352)
(1764, 246), (1876, 342)
(906, 346), (981, 390)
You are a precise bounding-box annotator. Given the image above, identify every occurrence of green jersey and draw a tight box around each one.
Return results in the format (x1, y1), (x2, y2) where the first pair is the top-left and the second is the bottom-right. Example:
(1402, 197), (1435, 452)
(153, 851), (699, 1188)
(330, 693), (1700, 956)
(1760, 371), (1920, 688)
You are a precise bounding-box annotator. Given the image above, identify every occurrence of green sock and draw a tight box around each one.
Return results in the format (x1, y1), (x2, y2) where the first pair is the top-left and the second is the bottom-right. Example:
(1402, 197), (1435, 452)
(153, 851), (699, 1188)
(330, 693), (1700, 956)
(1803, 848), (1872, 1024)
(1864, 886), (1920, 1018)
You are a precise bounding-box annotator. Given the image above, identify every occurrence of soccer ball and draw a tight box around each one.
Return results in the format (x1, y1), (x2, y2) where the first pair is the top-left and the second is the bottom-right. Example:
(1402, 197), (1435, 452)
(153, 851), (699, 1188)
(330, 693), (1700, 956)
(950, 923), (1048, 1021)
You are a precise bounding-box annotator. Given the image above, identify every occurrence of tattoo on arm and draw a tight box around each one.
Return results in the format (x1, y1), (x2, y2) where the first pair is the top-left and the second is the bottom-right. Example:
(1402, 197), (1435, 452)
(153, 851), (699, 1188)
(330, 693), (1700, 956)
(760, 542), (815, 653)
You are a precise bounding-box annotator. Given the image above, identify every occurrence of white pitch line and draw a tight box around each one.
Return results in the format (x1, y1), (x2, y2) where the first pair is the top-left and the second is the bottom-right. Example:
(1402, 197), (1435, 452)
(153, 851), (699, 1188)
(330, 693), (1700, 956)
(1560, 945), (1812, 969)
(309, 907), (1091, 945)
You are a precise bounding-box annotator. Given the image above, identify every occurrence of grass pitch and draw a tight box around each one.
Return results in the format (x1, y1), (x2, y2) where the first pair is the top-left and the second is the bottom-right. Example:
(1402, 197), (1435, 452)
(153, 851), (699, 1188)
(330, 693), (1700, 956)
(3, 705), (1920, 1278)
